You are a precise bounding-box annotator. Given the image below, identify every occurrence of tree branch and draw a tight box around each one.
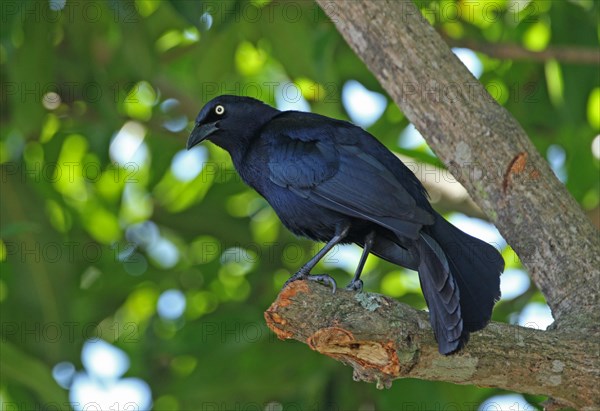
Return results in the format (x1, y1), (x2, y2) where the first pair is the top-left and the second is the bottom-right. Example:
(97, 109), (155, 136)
(266, 282), (600, 410)
(441, 36), (600, 66)
(316, 0), (600, 329)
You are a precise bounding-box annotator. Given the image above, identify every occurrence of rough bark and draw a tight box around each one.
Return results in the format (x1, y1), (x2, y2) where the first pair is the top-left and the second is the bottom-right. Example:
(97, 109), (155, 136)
(262, 1), (600, 409)
(314, 0), (600, 329)
(266, 282), (600, 410)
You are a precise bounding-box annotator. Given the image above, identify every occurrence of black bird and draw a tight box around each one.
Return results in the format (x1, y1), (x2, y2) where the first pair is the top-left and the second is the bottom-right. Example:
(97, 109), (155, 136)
(187, 95), (504, 354)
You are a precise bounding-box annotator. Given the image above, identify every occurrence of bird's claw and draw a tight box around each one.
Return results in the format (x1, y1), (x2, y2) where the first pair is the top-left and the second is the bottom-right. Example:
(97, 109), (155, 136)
(283, 272), (337, 293)
(345, 279), (363, 292)
(308, 274), (337, 293)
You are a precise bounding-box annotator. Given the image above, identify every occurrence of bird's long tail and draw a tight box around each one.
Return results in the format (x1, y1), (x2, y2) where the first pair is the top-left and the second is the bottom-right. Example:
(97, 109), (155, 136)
(418, 212), (504, 354)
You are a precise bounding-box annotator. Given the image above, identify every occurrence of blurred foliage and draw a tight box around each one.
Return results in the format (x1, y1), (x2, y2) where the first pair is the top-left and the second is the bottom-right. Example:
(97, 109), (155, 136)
(0, 0), (598, 409)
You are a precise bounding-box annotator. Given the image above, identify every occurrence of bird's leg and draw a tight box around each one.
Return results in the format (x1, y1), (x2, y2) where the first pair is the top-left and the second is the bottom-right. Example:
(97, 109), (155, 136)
(346, 231), (375, 292)
(283, 224), (351, 293)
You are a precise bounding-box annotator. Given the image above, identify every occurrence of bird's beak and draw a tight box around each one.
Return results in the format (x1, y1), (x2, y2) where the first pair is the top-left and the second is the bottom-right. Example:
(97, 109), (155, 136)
(187, 121), (219, 150)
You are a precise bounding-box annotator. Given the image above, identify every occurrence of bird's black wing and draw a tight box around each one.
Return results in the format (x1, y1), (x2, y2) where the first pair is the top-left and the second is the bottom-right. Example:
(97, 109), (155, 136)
(264, 116), (433, 239)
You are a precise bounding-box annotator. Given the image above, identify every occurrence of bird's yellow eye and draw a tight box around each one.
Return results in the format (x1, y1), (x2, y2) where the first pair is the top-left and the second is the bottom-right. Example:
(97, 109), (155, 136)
(215, 105), (225, 115)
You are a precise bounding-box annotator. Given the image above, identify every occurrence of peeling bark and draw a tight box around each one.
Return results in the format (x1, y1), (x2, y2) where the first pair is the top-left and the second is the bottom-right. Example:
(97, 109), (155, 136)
(266, 282), (600, 410)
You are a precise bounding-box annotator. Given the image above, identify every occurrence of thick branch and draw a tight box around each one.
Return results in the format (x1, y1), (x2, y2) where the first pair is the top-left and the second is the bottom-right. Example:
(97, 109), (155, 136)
(266, 282), (600, 410)
(316, 0), (600, 328)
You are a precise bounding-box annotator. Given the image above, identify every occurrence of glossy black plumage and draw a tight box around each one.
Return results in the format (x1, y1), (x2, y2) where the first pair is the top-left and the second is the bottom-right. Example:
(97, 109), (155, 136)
(188, 95), (504, 354)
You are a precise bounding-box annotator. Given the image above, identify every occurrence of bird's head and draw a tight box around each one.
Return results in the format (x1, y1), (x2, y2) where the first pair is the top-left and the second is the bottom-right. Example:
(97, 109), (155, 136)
(187, 95), (279, 153)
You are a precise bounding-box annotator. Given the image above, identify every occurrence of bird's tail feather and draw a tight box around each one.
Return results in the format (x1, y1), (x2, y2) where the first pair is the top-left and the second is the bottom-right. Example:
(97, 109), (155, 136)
(416, 233), (466, 354)
(368, 212), (503, 354)
(426, 212), (504, 332)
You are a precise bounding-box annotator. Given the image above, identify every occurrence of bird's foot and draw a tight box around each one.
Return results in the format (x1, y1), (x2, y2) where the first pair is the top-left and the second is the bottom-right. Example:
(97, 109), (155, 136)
(283, 272), (337, 293)
(345, 279), (363, 292)
(308, 274), (337, 293)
